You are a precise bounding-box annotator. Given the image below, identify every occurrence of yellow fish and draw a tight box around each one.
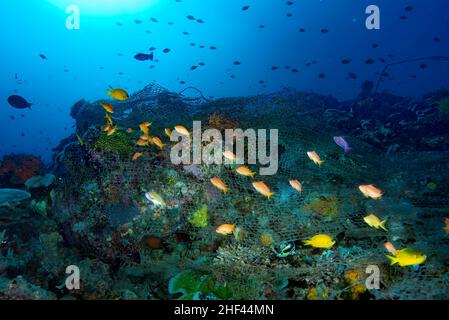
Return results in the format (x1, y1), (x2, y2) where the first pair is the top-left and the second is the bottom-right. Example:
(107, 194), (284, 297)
(136, 139), (149, 147)
(359, 184), (383, 200)
(386, 248), (426, 267)
(303, 234), (335, 249)
(363, 214), (388, 231)
(236, 166), (256, 177)
(174, 125), (190, 137)
(210, 177), (228, 194)
(106, 125), (117, 136)
(252, 181), (274, 199)
(152, 137), (165, 149)
(165, 128), (172, 139)
(289, 179), (303, 194)
(105, 113), (113, 124)
(216, 224), (236, 235)
(101, 103), (115, 113)
(107, 88), (129, 101)
(307, 151), (324, 166)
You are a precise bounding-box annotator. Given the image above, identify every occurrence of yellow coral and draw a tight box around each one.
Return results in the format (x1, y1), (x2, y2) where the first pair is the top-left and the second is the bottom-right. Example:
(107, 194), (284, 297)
(259, 233), (274, 246)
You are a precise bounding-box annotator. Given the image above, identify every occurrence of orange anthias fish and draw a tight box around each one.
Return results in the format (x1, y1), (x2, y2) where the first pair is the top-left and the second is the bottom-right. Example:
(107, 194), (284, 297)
(132, 152), (143, 161)
(174, 125), (190, 137)
(136, 139), (149, 147)
(103, 123), (111, 132)
(152, 137), (165, 149)
(210, 177), (228, 194)
(252, 181), (274, 199)
(101, 103), (115, 114)
(444, 218), (449, 235)
(106, 125), (117, 136)
(140, 134), (150, 141)
(216, 224), (236, 235)
(223, 150), (237, 162)
(105, 113), (113, 124)
(165, 128), (172, 139)
(307, 151), (324, 166)
(359, 184), (383, 200)
(236, 166), (256, 177)
(139, 122), (151, 134)
(289, 179), (303, 194)
(384, 242), (399, 256)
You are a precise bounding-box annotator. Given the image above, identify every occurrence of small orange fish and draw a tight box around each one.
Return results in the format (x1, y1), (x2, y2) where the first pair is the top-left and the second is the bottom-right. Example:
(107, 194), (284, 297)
(165, 128), (172, 139)
(103, 123), (111, 132)
(127, 128), (135, 133)
(210, 177), (228, 194)
(140, 134), (150, 141)
(105, 113), (113, 124)
(139, 122), (151, 134)
(101, 103), (115, 113)
(444, 218), (449, 235)
(289, 179), (303, 194)
(307, 151), (324, 166)
(236, 166), (256, 177)
(106, 125), (117, 136)
(136, 139), (149, 147)
(132, 152), (143, 161)
(359, 184), (383, 200)
(174, 125), (190, 137)
(252, 181), (274, 199)
(216, 224), (236, 235)
(152, 137), (165, 149)
(384, 242), (399, 256)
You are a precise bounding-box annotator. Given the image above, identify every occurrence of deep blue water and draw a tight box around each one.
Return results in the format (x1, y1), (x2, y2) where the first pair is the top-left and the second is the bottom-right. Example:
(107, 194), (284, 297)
(1, 0), (448, 162)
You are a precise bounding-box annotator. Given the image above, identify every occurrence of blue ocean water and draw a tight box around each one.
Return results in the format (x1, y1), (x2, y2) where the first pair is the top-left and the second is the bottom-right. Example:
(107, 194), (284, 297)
(1, 0), (448, 162)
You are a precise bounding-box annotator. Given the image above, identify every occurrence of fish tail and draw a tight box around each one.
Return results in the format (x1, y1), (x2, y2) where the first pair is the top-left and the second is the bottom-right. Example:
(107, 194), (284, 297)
(267, 192), (274, 199)
(223, 188), (228, 194)
(318, 160), (324, 166)
(345, 147), (352, 153)
(386, 255), (397, 266)
(303, 240), (310, 246)
(380, 220), (388, 232)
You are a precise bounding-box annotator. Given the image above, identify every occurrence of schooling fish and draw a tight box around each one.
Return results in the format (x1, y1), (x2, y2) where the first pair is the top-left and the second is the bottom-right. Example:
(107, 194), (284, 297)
(7, 95), (33, 109)
(134, 53), (153, 61)
(252, 181), (274, 199)
(216, 224), (235, 235)
(359, 184), (383, 200)
(210, 177), (228, 194)
(101, 103), (115, 113)
(363, 214), (388, 231)
(174, 125), (190, 137)
(152, 137), (165, 149)
(333, 136), (352, 153)
(145, 191), (166, 207)
(303, 234), (335, 249)
(289, 179), (303, 194)
(307, 151), (324, 166)
(386, 248), (426, 267)
(107, 88), (129, 101)
(236, 166), (256, 177)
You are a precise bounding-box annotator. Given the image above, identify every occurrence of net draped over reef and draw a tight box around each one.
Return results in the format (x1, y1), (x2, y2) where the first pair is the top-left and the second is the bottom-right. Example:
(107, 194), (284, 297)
(2, 83), (448, 300)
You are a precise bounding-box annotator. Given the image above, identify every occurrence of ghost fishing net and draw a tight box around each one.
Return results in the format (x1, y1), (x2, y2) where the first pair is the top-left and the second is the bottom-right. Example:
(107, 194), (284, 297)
(52, 83), (449, 299)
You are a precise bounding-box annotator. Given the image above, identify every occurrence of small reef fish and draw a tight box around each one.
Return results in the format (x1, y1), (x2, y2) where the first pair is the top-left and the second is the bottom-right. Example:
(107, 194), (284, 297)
(307, 151), (324, 166)
(139, 122), (151, 133)
(289, 179), (303, 194)
(359, 184), (383, 200)
(210, 177), (228, 194)
(7, 95), (33, 109)
(165, 128), (172, 139)
(127, 128), (135, 133)
(76, 134), (84, 146)
(106, 125), (117, 136)
(386, 248), (426, 267)
(273, 241), (296, 258)
(140, 135), (150, 141)
(107, 88), (129, 101)
(444, 218), (449, 235)
(144, 191), (166, 207)
(136, 139), (149, 146)
(303, 234), (335, 249)
(223, 150), (237, 162)
(105, 113), (113, 124)
(103, 123), (111, 132)
(152, 137), (165, 149)
(174, 125), (190, 137)
(216, 224), (235, 235)
(252, 181), (274, 199)
(236, 166), (256, 177)
(363, 214), (388, 231)
(333, 136), (351, 153)
(384, 242), (399, 256)
(101, 103), (115, 113)
(132, 152), (143, 161)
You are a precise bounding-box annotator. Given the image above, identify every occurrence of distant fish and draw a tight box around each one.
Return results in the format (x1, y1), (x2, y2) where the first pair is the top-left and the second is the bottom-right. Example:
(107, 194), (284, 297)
(197, 19), (205, 23)
(7, 95), (33, 109)
(150, 17), (158, 23)
(321, 28), (329, 34)
(333, 136), (352, 153)
(134, 53), (153, 61)
(341, 59), (352, 64)
(186, 15), (196, 20)
(242, 5), (250, 11)
(39, 54), (47, 60)
(163, 48), (171, 53)
(307, 151), (324, 166)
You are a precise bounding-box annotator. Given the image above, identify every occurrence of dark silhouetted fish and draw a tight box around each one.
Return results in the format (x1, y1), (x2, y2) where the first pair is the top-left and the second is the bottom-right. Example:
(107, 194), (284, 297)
(39, 54), (47, 60)
(7, 95), (33, 109)
(348, 72), (358, 79)
(286, 13), (293, 17)
(318, 73), (326, 79)
(299, 28), (306, 32)
(210, 46), (217, 50)
(134, 20), (142, 24)
(341, 59), (351, 64)
(134, 53), (153, 61)
(233, 61), (241, 65)
(321, 29), (329, 34)
(242, 6), (250, 11)
(405, 5), (413, 11)
(365, 58), (375, 64)
(190, 65), (198, 70)
(163, 48), (171, 53)
(286, 1), (294, 5)
(187, 15), (196, 20)
(150, 17), (158, 23)
(197, 19), (205, 23)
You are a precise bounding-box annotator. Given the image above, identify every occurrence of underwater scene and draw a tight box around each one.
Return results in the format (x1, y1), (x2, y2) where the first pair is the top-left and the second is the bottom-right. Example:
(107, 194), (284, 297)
(0, 0), (449, 301)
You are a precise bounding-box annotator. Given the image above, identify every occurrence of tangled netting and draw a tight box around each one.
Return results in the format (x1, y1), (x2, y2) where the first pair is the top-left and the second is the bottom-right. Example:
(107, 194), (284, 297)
(52, 83), (449, 300)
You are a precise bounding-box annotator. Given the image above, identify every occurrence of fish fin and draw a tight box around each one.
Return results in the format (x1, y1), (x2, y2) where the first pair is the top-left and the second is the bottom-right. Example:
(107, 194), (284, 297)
(223, 188), (228, 194)
(303, 240), (310, 246)
(386, 255), (397, 266)
(268, 192), (274, 199)
(380, 220), (388, 232)
(345, 147), (352, 153)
